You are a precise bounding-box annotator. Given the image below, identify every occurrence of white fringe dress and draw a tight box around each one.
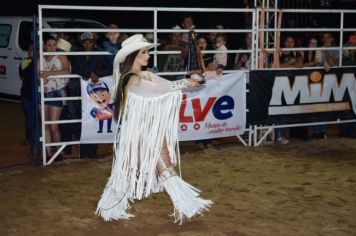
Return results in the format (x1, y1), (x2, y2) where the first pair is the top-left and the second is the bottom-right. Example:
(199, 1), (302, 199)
(96, 71), (212, 224)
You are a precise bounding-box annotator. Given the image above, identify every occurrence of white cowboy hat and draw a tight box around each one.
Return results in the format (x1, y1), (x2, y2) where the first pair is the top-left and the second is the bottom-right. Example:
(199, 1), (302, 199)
(113, 34), (159, 65)
(56, 38), (72, 52)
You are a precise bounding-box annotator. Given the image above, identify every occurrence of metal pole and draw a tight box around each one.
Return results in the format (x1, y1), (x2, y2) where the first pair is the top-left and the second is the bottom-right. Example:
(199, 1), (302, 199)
(340, 11), (344, 67)
(251, 9), (257, 70)
(154, 9), (158, 68)
(38, 5), (47, 166)
(255, 8), (260, 69)
(32, 15), (41, 165)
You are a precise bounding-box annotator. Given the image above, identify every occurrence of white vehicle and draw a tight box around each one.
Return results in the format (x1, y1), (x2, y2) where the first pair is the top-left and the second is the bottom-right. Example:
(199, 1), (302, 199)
(0, 16), (106, 100)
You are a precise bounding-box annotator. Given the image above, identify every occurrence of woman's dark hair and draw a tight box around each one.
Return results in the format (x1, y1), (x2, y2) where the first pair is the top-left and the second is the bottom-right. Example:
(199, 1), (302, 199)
(113, 50), (140, 121)
(43, 35), (56, 44)
(196, 34), (213, 50)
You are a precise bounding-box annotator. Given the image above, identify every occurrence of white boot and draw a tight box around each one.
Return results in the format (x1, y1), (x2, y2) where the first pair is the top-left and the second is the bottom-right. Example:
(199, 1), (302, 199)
(160, 166), (213, 224)
(96, 183), (133, 221)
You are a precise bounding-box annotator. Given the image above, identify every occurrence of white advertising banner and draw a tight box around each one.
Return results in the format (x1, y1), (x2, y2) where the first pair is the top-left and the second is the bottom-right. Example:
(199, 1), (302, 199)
(80, 76), (118, 143)
(80, 72), (246, 143)
(178, 72), (246, 141)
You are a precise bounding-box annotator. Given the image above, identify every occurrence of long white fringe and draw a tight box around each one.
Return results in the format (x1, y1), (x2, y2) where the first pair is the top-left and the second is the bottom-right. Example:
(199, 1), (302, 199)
(96, 90), (182, 221)
(160, 175), (213, 225)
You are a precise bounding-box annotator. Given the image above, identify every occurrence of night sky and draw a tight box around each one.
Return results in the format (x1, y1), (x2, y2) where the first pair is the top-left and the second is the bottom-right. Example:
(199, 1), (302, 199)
(2, 0), (356, 47)
(2, 0), (355, 30)
(2, 0), (356, 17)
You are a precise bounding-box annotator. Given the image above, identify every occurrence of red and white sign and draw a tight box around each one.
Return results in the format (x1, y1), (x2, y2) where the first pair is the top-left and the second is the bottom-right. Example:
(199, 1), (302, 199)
(80, 72), (246, 143)
(178, 72), (246, 141)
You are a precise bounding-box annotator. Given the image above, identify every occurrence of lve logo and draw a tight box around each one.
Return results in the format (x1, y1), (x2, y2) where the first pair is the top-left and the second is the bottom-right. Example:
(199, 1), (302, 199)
(179, 94), (235, 131)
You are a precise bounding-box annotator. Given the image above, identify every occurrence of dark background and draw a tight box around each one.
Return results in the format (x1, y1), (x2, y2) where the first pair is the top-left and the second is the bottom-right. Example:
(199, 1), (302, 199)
(2, 1), (356, 29)
(1, 0), (356, 48)
(1, 0), (356, 15)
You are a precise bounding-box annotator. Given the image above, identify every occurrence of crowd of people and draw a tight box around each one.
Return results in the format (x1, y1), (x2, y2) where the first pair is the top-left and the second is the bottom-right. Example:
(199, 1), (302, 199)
(19, 15), (356, 162)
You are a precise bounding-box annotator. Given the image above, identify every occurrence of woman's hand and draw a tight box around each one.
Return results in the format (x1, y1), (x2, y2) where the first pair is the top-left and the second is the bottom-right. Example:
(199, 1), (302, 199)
(90, 72), (99, 84)
(39, 71), (49, 84)
(187, 79), (204, 88)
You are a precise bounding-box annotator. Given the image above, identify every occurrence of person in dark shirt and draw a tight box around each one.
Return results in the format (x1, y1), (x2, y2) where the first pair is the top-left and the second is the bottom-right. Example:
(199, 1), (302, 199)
(71, 32), (112, 158)
(19, 43), (35, 146)
(71, 32), (112, 83)
(279, 35), (303, 68)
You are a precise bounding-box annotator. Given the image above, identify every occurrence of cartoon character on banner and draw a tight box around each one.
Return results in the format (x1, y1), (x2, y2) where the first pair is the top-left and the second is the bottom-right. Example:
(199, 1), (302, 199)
(86, 81), (113, 133)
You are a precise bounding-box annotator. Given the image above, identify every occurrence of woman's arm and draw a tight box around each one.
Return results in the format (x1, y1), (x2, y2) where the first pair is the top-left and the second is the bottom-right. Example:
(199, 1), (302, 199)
(128, 71), (201, 94)
(40, 56), (71, 79)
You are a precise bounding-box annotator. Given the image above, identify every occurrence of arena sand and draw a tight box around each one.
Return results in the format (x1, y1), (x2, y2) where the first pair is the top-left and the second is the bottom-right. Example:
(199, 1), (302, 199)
(0, 101), (355, 236)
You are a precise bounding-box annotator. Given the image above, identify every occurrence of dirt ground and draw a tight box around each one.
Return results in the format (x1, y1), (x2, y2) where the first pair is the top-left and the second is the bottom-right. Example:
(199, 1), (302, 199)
(1, 101), (356, 236)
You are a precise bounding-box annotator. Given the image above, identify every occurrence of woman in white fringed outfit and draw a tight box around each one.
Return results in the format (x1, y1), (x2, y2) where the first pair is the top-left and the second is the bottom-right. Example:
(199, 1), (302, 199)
(96, 34), (212, 224)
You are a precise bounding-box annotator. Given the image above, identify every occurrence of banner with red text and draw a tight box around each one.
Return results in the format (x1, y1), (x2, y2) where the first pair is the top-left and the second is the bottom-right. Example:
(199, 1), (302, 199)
(80, 72), (246, 143)
(178, 72), (246, 141)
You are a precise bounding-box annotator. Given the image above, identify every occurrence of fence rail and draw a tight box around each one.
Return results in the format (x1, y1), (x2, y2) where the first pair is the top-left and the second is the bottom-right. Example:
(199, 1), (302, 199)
(37, 5), (356, 165)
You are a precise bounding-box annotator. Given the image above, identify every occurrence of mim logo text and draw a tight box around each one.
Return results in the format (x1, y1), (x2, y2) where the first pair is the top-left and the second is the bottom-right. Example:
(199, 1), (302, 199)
(269, 72), (356, 115)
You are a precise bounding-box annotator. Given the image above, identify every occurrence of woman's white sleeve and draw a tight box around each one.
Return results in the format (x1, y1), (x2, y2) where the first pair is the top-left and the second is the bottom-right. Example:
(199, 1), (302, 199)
(129, 74), (189, 94)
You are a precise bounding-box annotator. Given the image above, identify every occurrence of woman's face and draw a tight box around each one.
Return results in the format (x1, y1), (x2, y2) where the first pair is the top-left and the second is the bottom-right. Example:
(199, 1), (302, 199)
(198, 38), (207, 50)
(322, 33), (334, 46)
(44, 39), (56, 52)
(309, 38), (318, 48)
(134, 48), (150, 67)
(283, 37), (295, 48)
(245, 33), (252, 48)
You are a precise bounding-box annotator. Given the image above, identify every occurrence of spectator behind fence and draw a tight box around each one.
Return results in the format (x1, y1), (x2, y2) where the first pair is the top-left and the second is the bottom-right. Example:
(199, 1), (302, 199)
(310, 32), (340, 140)
(212, 33), (228, 73)
(196, 35), (223, 79)
(56, 31), (78, 51)
(303, 36), (324, 140)
(320, 32), (339, 69)
(343, 34), (356, 66)
(103, 23), (122, 65)
(56, 37), (74, 155)
(38, 36), (71, 160)
(19, 43), (36, 146)
(339, 34), (356, 138)
(273, 35), (304, 144)
(207, 24), (224, 50)
(303, 37), (322, 67)
(181, 15), (194, 44)
(71, 32), (112, 159)
(234, 32), (252, 70)
(157, 25), (188, 81)
(278, 35), (303, 68)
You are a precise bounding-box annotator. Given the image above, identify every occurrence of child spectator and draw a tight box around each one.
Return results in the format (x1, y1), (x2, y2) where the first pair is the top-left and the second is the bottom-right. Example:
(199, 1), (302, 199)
(181, 15), (194, 43)
(213, 33), (228, 74)
(103, 24), (122, 64)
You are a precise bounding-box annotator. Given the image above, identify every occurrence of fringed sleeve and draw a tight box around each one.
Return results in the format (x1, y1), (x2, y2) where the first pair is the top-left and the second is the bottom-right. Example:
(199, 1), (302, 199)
(96, 72), (183, 221)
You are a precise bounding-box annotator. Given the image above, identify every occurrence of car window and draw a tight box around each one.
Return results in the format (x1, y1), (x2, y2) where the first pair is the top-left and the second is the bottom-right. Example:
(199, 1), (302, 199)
(18, 21), (33, 51)
(0, 24), (12, 48)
